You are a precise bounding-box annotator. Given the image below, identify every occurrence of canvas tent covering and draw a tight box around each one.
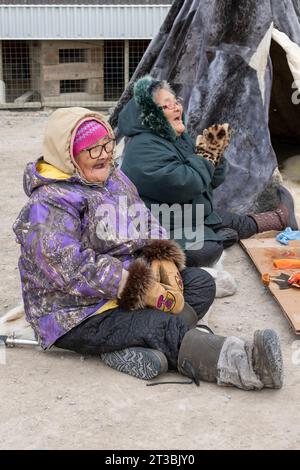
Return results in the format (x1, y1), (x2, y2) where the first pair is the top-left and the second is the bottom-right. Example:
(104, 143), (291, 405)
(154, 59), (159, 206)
(111, 0), (300, 214)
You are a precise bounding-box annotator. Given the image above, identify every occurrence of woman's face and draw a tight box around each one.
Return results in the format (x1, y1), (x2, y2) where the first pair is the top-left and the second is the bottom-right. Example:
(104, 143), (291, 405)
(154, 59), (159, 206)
(75, 135), (114, 183)
(154, 88), (185, 137)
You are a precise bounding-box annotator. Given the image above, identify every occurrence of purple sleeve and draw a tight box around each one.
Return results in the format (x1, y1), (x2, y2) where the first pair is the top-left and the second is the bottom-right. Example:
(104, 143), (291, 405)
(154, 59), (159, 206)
(23, 197), (124, 299)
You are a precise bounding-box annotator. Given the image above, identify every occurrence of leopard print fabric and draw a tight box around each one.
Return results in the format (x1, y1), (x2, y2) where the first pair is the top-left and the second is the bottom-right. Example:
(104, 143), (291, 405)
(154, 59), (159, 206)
(195, 123), (231, 166)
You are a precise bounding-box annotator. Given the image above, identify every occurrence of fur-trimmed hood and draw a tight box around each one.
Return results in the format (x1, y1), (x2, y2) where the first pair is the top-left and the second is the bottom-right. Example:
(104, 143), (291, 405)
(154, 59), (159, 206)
(43, 107), (115, 175)
(118, 76), (178, 142)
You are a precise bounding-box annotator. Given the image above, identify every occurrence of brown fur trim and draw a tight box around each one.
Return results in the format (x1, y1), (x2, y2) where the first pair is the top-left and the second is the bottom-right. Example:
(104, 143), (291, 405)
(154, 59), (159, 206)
(141, 240), (186, 271)
(118, 259), (155, 310)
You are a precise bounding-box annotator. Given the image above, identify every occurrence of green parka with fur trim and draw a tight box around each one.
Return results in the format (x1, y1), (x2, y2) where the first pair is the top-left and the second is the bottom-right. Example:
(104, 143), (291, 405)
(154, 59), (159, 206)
(118, 97), (227, 249)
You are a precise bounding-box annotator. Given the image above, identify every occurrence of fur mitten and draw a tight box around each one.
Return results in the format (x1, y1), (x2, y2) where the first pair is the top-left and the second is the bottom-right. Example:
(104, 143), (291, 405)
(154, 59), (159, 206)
(151, 259), (184, 292)
(195, 123), (231, 166)
(140, 239), (186, 271)
(118, 259), (184, 313)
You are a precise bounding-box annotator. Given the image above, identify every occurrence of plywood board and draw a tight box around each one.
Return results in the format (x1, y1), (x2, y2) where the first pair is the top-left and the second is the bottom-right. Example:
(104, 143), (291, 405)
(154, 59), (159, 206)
(240, 233), (300, 334)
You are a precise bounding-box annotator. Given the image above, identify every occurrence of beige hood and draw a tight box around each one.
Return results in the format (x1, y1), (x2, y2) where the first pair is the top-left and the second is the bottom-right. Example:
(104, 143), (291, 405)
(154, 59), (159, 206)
(42, 107), (115, 175)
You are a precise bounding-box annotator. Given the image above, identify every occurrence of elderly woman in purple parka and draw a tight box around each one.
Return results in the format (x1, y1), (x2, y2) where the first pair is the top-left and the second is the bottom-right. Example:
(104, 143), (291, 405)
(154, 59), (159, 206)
(13, 107), (283, 390)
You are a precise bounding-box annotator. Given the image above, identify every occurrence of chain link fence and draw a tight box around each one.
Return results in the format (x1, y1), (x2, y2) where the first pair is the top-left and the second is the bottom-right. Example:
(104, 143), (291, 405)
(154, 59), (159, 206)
(0, 39), (150, 109)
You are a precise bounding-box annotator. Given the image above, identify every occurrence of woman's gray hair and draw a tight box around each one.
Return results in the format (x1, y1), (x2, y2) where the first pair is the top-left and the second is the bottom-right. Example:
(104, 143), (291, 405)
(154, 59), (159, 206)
(151, 80), (175, 103)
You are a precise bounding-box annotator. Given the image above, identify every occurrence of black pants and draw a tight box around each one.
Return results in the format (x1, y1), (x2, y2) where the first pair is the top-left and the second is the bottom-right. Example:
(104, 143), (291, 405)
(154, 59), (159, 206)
(55, 267), (215, 369)
(186, 211), (257, 268)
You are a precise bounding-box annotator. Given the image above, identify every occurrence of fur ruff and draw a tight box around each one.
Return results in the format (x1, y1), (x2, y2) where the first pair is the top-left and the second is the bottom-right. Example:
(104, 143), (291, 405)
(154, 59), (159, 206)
(133, 75), (177, 142)
(141, 239), (186, 271)
(118, 258), (155, 310)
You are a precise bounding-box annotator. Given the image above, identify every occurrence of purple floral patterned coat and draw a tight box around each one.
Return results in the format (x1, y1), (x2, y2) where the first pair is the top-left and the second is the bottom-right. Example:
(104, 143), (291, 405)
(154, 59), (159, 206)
(13, 108), (164, 348)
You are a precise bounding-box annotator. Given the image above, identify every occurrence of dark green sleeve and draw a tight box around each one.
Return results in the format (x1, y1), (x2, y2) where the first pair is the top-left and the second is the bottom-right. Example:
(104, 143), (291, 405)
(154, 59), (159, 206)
(211, 158), (227, 188)
(122, 137), (215, 204)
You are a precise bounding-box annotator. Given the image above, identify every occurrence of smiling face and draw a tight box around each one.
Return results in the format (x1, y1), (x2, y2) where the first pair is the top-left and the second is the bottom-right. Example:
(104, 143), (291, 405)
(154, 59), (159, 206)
(75, 135), (114, 183)
(154, 88), (185, 137)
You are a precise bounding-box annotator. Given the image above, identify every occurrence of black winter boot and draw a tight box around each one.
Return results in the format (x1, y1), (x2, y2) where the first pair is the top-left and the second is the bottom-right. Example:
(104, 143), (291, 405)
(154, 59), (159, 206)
(100, 347), (168, 380)
(177, 329), (226, 385)
(177, 303), (198, 328)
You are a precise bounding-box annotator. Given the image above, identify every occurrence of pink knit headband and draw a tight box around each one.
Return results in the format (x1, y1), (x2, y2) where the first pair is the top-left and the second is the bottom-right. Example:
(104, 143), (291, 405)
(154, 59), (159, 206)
(73, 120), (109, 157)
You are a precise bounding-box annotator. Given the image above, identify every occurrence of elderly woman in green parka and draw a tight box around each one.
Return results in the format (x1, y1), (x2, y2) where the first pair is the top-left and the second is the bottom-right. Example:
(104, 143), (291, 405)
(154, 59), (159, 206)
(118, 75), (297, 269)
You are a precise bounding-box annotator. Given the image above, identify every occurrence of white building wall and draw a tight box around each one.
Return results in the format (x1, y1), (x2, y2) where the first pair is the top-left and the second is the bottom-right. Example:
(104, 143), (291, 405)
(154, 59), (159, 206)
(0, 5), (171, 40)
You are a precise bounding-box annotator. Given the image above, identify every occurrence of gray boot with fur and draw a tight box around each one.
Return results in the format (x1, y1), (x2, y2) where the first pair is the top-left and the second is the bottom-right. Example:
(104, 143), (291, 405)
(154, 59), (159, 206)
(177, 328), (283, 390)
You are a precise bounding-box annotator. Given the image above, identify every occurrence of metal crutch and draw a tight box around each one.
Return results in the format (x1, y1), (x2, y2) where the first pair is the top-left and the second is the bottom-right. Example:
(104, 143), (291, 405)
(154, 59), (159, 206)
(0, 332), (39, 347)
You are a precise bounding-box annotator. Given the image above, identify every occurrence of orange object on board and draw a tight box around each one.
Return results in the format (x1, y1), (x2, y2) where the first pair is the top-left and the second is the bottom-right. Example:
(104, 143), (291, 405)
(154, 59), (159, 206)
(261, 272), (290, 287)
(288, 272), (300, 287)
(273, 259), (300, 269)
(262, 273), (271, 285)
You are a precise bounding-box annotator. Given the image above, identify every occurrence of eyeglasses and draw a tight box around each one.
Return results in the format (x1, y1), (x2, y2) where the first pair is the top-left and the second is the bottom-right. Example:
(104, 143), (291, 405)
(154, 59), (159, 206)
(85, 139), (116, 159)
(160, 97), (184, 111)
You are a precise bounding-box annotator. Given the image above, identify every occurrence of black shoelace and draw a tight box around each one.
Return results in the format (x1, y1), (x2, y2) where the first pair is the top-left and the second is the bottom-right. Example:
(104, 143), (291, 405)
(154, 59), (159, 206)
(146, 379), (194, 386)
